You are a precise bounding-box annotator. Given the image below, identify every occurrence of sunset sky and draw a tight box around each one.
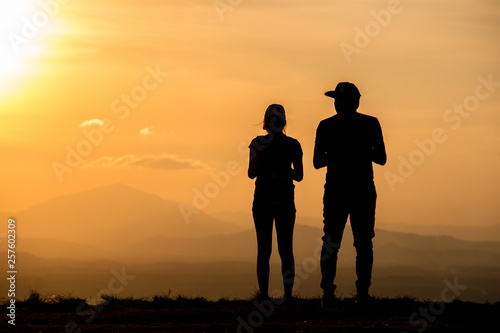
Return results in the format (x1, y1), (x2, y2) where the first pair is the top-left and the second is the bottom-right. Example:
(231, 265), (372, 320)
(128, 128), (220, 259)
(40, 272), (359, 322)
(1, 0), (499, 227)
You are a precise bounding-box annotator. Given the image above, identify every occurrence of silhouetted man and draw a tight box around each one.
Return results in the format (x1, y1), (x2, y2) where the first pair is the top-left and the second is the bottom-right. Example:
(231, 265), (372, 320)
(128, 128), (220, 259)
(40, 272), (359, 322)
(313, 82), (386, 305)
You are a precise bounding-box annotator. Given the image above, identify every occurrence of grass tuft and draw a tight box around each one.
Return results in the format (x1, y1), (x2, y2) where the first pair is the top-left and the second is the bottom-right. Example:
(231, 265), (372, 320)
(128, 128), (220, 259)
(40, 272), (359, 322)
(49, 292), (87, 307)
(99, 294), (149, 308)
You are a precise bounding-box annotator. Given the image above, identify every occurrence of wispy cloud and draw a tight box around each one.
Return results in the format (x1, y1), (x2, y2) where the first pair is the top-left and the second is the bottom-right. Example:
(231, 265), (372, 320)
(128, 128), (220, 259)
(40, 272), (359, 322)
(140, 126), (155, 135)
(82, 154), (208, 170)
(80, 119), (104, 127)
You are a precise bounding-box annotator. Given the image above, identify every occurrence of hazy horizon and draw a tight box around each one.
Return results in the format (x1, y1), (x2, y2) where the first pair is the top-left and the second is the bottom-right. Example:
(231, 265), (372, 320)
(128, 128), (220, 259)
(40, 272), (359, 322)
(2, 183), (499, 304)
(5, 182), (500, 229)
(3, 183), (500, 262)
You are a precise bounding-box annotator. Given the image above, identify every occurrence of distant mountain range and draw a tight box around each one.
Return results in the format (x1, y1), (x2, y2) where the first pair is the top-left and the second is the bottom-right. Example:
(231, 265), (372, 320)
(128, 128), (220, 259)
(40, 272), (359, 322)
(213, 212), (500, 242)
(376, 222), (500, 242)
(108, 224), (500, 266)
(10, 184), (244, 249)
(1, 184), (499, 303)
(2, 184), (499, 267)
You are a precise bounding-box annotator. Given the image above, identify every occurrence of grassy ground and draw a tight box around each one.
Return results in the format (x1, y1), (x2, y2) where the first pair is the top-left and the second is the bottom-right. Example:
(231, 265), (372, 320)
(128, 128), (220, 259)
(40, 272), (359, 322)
(3, 290), (499, 332)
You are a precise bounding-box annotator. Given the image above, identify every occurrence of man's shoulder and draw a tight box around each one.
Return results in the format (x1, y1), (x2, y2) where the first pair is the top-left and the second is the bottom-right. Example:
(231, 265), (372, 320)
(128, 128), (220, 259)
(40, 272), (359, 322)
(318, 116), (337, 128)
(355, 112), (380, 123)
(318, 113), (379, 123)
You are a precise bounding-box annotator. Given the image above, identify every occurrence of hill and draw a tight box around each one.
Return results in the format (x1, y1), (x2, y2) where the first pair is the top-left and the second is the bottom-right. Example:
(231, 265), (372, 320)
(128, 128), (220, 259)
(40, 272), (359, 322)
(213, 211), (500, 242)
(9, 184), (500, 265)
(4, 184), (500, 305)
(12, 184), (244, 250)
(13, 223), (500, 266)
(377, 222), (500, 242)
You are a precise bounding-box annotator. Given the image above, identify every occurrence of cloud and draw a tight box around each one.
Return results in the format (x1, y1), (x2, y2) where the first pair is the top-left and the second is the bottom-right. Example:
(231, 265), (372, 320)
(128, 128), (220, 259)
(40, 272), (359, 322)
(140, 126), (155, 135)
(82, 154), (207, 170)
(80, 119), (104, 127)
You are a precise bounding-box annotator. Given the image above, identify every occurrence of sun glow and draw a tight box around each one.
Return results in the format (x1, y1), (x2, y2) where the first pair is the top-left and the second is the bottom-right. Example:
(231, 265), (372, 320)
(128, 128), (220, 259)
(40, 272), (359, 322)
(0, 2), (34, 75)
(0, 0), (57, 94)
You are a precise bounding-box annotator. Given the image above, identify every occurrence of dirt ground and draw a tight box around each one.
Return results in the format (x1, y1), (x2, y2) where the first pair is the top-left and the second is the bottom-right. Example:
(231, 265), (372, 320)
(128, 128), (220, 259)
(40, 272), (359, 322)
(6, 297), (498, 332)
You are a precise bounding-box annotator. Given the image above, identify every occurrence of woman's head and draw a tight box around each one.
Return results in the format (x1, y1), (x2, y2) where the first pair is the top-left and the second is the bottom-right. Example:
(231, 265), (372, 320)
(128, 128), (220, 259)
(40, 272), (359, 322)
(263, 104), (286, 133)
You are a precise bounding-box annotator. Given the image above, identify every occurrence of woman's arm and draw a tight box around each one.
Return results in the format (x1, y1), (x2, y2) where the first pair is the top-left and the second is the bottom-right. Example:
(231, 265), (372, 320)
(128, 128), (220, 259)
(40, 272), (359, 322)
(293, 141), (304, 182)
(248, 147), (258, 179)
(292, 155), (303, 182)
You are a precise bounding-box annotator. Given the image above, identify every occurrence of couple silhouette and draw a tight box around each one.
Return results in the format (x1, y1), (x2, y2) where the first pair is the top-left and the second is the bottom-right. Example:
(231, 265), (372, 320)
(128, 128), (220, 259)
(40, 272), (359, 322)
(248, 82), (387, 306)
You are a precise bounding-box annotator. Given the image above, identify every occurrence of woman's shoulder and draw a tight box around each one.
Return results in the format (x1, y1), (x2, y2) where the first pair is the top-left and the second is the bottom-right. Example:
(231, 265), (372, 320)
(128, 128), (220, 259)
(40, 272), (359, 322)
(283, 135), (302, 154)
(284, 135), (301, 146)
(249, 135), (268, 148)
(249, 134), (301, 148)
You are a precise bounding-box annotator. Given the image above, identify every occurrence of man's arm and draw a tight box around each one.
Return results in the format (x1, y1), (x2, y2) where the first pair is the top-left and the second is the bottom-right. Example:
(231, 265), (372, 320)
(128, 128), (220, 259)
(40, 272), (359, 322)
(372, 119), (386, 166)
(313, 124), (327, 169)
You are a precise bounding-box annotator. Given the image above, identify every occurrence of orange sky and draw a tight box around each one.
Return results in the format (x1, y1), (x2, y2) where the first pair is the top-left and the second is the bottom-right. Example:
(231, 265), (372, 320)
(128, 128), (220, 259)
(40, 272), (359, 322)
(1, 0), (499, 226)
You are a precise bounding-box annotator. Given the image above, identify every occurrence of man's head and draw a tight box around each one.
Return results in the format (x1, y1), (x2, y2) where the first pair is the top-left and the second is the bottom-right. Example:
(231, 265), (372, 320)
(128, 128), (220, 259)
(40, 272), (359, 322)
(325, 82), (361, 115)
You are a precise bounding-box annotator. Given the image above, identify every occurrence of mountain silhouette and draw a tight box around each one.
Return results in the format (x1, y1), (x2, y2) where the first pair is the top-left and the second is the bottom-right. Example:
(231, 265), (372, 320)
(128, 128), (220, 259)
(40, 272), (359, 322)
(376, 222), (500, 242)
(106, 224), (500, 266)
(11, 184), (500, 267)
(16, 184), (245, 249)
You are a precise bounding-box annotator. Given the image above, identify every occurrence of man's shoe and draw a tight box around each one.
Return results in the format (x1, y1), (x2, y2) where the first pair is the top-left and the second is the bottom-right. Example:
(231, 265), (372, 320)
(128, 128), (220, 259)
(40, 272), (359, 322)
(356, 292), (374, 305)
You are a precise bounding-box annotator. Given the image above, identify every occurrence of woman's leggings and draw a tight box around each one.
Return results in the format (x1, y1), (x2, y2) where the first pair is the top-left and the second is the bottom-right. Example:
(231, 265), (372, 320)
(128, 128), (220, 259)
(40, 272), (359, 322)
(252, 202), (295, 298)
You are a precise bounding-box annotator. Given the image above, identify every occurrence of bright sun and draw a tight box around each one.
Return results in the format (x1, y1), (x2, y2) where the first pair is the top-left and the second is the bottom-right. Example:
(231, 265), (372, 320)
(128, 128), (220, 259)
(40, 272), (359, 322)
(0, 1), (45, 93)
(0, 3), (27, 76)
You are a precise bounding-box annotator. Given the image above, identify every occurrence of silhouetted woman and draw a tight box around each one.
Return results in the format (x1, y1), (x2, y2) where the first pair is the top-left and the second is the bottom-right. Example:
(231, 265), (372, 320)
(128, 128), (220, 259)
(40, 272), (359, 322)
(248, 104), (303, 300)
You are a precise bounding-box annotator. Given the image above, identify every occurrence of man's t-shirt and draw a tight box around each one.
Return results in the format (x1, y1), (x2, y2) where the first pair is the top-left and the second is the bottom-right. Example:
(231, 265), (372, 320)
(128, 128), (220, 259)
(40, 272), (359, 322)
(249, 133), (302, 204)
(315, 112), (384, 188)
